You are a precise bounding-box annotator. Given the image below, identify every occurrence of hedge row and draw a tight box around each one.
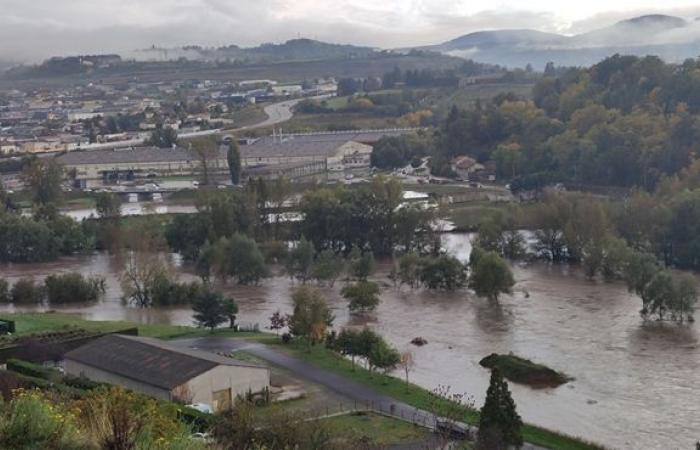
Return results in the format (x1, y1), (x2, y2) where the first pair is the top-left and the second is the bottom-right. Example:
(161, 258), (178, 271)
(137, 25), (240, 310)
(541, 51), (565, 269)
(6, 359), (61, 381)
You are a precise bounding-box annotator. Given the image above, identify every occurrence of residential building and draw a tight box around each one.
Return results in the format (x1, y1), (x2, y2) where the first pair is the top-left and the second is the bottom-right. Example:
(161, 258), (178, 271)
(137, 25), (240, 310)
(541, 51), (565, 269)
(451, 155), (484, 181)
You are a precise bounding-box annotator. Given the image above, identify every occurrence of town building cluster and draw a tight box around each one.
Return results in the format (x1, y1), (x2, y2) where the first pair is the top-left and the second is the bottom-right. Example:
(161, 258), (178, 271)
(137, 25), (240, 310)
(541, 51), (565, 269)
(0, 77), (338, 155)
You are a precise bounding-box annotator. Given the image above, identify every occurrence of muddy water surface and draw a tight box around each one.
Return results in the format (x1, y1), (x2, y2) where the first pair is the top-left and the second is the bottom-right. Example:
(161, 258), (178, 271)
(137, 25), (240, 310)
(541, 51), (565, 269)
(0, 234), (697, 449)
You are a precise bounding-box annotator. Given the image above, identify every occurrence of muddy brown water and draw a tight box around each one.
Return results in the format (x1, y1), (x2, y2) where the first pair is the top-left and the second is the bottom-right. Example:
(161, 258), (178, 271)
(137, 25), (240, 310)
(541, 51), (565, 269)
(0, 233), (697, 450)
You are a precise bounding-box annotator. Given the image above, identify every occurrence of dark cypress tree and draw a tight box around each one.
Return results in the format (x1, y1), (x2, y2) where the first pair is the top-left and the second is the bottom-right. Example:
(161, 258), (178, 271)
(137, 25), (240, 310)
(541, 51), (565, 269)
(477, 368), (523, 449)
(227, 141), (242, 186)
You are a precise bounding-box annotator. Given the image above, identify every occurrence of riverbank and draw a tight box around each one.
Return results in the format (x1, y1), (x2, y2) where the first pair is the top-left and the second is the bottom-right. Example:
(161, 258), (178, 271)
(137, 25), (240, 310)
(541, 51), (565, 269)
(0, 312), (606, 450)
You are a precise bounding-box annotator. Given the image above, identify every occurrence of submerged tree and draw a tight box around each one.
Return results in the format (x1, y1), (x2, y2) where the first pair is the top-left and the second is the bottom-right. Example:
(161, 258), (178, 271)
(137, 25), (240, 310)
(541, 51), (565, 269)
(95, 192), (122, 220)
(285, 236), (315, 283)
(342, 281), (381, 312)
(311, 249), (345, 287)
(287, 286), (335, 346)
(469, 248), (515, 301)
(120, 252), (171, 308)
(398, 252), (422, 289)
(349, 248), (376, 281)
(419, 255), (467, 291)
(623, 250), (697, 323)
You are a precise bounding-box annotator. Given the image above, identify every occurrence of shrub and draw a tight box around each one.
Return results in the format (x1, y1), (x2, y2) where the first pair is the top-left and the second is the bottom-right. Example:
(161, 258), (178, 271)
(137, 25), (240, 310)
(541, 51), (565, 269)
(76, 386), (204, 450)
(152, 277), (203, 306)
(44, 273), (105, 304)
(0, 390), (86, 449)
(178, 406), (213, 433)
(6, 359), (60, 381)
(10, 278), (45, 304)
(62, 375), (103, 391)
(0, 370), (31, 400)
(212, 234), (269, 285)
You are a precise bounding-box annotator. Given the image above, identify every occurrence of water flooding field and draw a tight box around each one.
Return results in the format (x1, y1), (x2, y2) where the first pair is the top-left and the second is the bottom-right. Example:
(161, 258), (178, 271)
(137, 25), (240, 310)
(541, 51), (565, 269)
(0, 233), (698, 449)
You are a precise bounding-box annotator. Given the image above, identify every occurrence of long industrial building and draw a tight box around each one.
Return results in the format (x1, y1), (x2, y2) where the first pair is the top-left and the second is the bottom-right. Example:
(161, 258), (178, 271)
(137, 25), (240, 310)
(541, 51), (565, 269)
(57, 128), (418, 181)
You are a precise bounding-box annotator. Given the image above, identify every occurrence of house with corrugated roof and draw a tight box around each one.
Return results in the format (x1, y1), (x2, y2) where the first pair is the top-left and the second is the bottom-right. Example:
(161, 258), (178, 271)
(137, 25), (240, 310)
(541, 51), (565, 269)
(64, 335), (269, 411)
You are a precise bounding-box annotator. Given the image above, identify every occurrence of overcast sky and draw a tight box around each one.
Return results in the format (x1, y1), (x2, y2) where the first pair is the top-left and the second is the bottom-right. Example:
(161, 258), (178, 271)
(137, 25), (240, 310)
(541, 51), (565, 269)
(2, 0), (700, 62)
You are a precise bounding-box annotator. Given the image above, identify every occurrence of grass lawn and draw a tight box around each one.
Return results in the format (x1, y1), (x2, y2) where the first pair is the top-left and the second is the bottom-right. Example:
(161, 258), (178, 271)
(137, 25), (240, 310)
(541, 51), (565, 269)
(62, 196), (97, 210)
(322, 411), (429, 446)
(325, 95), (351, 110)
(10, 190), (97, 210)
(0, 312), (258, 340)
(443, 201), (540, 231)
(1, 313), (606, 450)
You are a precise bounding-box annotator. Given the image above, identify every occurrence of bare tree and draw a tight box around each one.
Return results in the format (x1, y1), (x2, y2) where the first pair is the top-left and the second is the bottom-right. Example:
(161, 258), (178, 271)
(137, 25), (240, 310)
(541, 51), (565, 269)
(399, 351), (415, 385)
(120, 250), (171, 308)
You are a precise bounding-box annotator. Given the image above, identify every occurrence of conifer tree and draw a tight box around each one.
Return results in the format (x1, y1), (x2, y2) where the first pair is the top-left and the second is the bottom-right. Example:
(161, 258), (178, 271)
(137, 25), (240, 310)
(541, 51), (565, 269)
(477, 368), (523, 449)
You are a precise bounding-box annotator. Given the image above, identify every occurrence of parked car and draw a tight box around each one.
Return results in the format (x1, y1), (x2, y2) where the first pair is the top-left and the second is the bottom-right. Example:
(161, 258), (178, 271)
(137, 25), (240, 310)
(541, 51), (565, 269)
(190, 432), (213, 443)
(186, 403), (213, 414)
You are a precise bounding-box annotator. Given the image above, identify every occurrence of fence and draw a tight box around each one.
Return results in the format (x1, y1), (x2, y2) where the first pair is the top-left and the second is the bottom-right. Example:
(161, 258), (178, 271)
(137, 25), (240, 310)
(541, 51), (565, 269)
(290, 399), (477, 442)
(289, 399), (435, 430)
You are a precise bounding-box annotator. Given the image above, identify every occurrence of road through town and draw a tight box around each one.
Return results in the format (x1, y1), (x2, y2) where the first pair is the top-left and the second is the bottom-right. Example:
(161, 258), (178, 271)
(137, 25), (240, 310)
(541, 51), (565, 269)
(238, 98), (302, 130)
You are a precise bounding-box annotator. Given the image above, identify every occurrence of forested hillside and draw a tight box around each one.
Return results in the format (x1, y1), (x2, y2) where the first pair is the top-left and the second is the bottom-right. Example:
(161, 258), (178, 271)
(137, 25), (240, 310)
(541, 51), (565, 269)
(430, 54), (700, 191)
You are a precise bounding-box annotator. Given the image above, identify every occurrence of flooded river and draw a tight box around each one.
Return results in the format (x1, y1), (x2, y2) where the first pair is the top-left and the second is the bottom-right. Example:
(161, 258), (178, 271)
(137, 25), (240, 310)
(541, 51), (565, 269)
(0, 233), (697, 449)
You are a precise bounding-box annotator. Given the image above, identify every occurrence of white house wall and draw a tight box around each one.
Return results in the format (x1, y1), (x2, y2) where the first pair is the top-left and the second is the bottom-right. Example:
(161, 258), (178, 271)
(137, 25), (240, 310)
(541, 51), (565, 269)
(182, 365), (270, 405)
